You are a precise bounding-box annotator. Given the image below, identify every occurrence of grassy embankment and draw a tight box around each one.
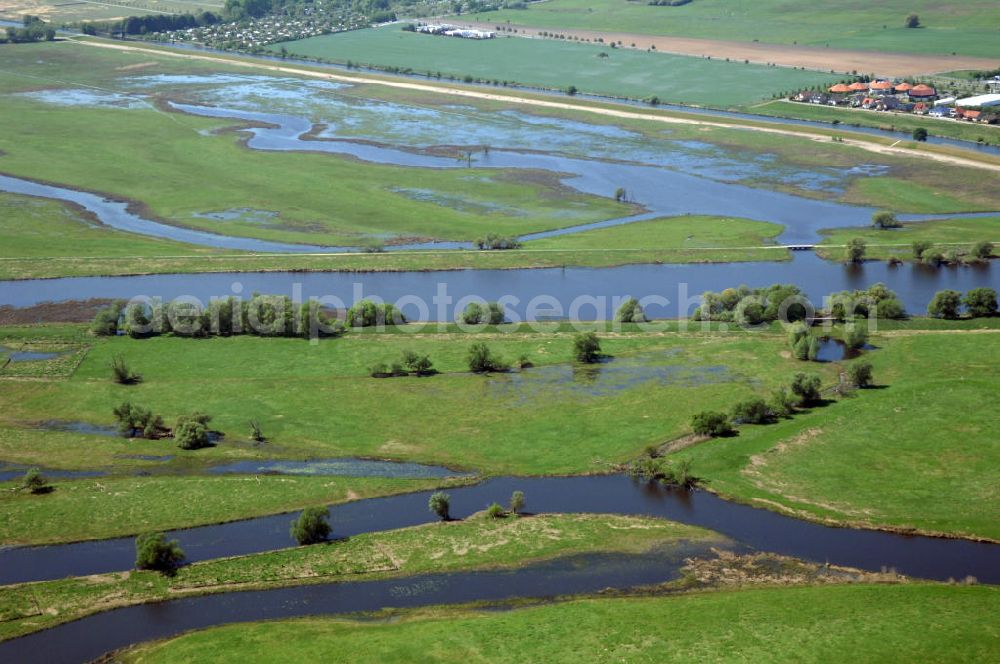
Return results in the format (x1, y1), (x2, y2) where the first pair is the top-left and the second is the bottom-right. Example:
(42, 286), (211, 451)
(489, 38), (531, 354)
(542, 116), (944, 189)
(270, 27), (840, 107)
(0, 193), (789, 279)
(479, 0), (1000, 58)
(817, 216), (1000, 261)
(751, 100), (1000, 147)
(673, 330), (1000, 541)
(122, 583), (1000, 663)
(0, 513), (719, 640)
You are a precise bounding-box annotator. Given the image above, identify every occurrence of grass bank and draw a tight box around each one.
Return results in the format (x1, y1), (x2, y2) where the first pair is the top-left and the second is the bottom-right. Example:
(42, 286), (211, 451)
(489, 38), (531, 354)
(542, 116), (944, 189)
(120, 583), (1000, 662)
(673, 330), (1000, 540)
(0, 513), (719, 640)
(816, 215), (1000, 261)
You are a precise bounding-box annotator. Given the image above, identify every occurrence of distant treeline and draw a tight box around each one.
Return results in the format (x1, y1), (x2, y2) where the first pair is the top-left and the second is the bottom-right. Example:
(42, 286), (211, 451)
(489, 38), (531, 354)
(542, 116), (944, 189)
(83, 11), (222, 36)
(1, 16), (55, 43)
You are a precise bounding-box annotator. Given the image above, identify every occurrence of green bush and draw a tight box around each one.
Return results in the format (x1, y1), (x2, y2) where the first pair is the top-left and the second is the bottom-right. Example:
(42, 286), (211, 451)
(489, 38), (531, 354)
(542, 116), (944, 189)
(971, 241), (994, 260)
(135, 532), (185, 574)
(790, 373), (823, 405)
(847, 362), (874, 388)
(770, 387), (797, 418)
(691, 411), (734, 437)
(401, 350), (434, 375)
(730, 398), (773, 425)
(175, 413), (213, 450)
(927, 290), (962, 319)
(461, 302), (505, 325)
(486, 502), (506, 519)
(89, 301), (123, 336)
(113, 401), (165, 438)
(871, 211), (901, 229)
(428, 491), (451, 521)
(615, 297), (646, 323)
(573, 332), (602, 363)
(509, 490), (525, 515)
(845, 238), (866, 263)
(22, 468), (51, 494)
(467, 343), (509, 373)
(110, 354), (142, 385)
(963, 288), (997, 317)
(844, 325), (868, 349)
(346, 300), (405, 327)
(912, 240), (932, 260)
(290, 506), (332, 545)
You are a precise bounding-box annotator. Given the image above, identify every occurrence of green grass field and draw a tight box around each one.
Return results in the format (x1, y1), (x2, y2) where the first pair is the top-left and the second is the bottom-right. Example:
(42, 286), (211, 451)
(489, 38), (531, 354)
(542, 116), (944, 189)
(479, 0), (1000, 58)
(674, 330), (1000, 540)
(121, 584), (1000, 663)
(0, 324), (821, 480)
(751, 100), (1000, 147)
(272, 27), (840, 106)
(0, 206), (789, 280)
(816, 215), (1000, 261)
(0, 513), (718, 639)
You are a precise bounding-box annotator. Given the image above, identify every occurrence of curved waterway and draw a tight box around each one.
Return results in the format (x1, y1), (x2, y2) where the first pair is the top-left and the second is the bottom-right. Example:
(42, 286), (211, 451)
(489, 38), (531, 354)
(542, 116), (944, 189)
(2, 475), (996, 588)
(0, 546), (716, 664)
(3, 98), (997, 251)
(1, 253), (995, 319)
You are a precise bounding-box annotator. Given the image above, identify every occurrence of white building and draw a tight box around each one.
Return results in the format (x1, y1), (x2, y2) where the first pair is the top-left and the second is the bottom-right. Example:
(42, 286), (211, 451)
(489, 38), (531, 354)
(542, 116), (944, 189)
(955, 93), (1000, 108)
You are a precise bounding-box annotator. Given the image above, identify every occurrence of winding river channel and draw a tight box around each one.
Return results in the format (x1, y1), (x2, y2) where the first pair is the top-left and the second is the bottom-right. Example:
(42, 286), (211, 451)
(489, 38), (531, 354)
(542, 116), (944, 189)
(1, 474), (998, 662)
(2, 70), (999, 662)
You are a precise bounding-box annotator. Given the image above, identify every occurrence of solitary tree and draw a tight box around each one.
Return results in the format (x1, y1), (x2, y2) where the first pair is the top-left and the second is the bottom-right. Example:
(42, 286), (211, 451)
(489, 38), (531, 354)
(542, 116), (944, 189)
(971, 240), (994, 260)
(509, 490), (525, 515)
(22, 468), (51, 494)
(135, 532), (185, 574)
(927, 289), (962, 319)
(110, 354), (142, 385)
(963, 288), (998, 317)
(290, 506), (332, 545)
(428, 491), (451, 521)
(912, 127), (928, 142)
(790, 372), (823, 405)
(691, 411), (734, 437)
(615, 297), (646, 323)
(847, 362), (874, 388)
(175, 413), (212, 450)
(486, 502), (505, 519)
(846, 238), (867, 263)
(912, 240), (933, 260)
(573, 332), (602, 363)
(905, 14), (920, 28)
(871, 211), (900, 229)
(467, 342), (508, 373)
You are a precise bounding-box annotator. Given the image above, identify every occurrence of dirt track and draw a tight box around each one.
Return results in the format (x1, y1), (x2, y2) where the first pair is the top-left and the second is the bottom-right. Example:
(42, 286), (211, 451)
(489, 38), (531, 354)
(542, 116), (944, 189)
(453, 21), (1000, 78)
(74, 39), (1000, 175)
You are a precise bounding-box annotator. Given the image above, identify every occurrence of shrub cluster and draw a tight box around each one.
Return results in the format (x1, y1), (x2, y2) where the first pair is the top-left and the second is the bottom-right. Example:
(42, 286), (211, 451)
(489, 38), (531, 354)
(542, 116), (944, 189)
(370, 350), (435, 377)
(694, 284), (808, 324)
(474, 233), (522, 250)
(461, 302), (505, 325)
(928, 288), (997, 319)
(467, 343), (510, 373)
(826, 283), (906, 320)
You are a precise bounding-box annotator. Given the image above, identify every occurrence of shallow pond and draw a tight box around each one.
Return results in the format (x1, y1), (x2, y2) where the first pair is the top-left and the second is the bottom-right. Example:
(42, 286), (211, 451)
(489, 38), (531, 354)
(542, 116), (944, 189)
(205, 458), (473, 479)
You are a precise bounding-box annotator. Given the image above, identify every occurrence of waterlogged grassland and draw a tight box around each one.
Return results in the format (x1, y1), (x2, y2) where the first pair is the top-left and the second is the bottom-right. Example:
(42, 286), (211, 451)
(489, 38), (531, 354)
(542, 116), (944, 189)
(0, 514), (718, 639)
(0, 327), (820, 476)
(816, 216), (1000, 261)
(122, 584), (1000, 663)
(0, 212), (789, 281)
(480, 0), (1000, 58)
(273, 27), (840, 106)
(675, 331), (1000, 540)
(0, 98), (629, 247)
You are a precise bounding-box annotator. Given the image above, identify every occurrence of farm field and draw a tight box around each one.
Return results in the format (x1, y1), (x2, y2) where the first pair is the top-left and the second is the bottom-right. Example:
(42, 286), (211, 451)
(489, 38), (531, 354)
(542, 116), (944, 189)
(270, 27), (841, 107)
(121, 584), (1000, 663)
(478, 0), (1000, 59)
(0, 0), (223, 23)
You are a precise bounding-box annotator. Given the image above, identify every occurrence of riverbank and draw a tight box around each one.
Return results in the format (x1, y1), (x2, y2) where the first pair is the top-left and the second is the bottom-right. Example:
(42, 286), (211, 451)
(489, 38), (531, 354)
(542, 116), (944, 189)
(117, 582), (1000, 663)
(0, 513), (721, 641)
